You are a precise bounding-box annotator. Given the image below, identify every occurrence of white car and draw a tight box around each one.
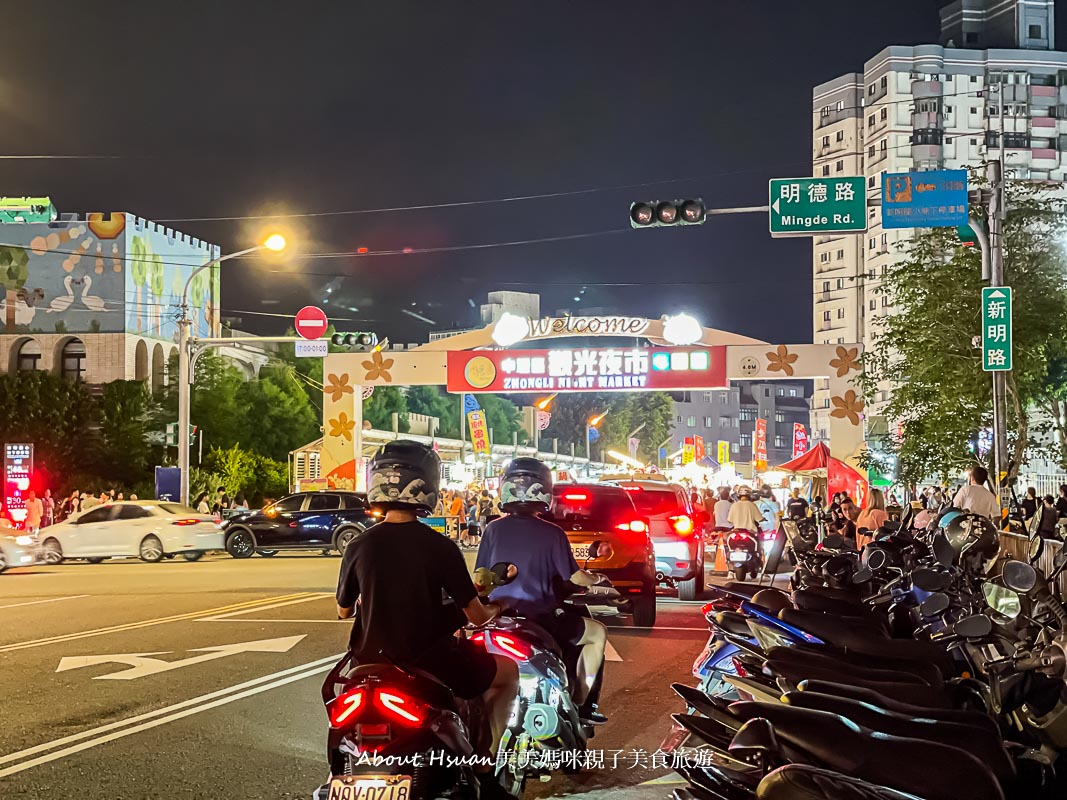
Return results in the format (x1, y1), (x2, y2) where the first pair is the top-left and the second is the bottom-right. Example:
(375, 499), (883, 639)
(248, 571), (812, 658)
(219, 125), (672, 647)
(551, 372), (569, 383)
(0, 525), (43, 573)
(40, 501), (223, 564)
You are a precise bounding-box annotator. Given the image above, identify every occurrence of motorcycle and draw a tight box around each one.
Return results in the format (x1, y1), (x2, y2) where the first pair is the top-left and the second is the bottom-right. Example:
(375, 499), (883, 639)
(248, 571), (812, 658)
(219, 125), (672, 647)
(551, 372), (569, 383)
(725, 529), (762, 581)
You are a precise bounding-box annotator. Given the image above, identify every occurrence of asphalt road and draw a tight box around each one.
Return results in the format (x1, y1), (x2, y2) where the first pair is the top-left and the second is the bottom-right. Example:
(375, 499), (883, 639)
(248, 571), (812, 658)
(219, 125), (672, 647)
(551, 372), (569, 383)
(0, 552), (715, 800)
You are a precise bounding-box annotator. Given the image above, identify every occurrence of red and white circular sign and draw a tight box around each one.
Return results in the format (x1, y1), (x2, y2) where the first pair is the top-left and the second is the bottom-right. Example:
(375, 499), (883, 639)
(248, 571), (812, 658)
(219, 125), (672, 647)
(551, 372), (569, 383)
(294, 306), (329, 340)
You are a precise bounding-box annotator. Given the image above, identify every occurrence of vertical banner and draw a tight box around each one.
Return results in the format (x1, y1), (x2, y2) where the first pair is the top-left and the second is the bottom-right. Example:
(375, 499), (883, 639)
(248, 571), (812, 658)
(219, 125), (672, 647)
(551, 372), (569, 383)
(682, 437), (695, 465)
(792, 423), (808, 459)
(754, 418), (768, 472)
(628, 437), (640, 458)
(467, 410), (490, 455)
(3, 443), (33, 523)
(694, 435), (705, 462)
(717, 440), (730, 465)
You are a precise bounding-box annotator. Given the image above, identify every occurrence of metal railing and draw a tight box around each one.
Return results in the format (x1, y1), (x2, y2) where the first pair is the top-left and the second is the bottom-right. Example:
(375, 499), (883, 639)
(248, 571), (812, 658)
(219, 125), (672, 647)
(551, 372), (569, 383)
(998, 531), (1066, 598)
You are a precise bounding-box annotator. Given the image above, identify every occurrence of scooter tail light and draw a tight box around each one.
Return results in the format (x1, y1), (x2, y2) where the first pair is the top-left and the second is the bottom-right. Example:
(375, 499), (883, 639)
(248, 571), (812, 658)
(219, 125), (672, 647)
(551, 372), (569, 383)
(490, 631), (532, 662)
(731, 656), (749, 678)
(376, 690), (427, 726)
(328, 687), (366, 728)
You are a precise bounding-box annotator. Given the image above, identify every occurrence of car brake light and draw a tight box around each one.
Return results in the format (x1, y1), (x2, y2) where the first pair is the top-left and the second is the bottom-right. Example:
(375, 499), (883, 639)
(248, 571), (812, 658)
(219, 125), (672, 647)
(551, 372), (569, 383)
(615, 519), (647, 534)
(563, 491), (590, 503)
(669, 515), (694, 536)
(620, 485), (643, 492)
(172, 519), (200, 526)
(376, 690), (425, 725)
(729, 532), (752, 545)
(329, 688), (365, 728)
(289, 522), (299, 528)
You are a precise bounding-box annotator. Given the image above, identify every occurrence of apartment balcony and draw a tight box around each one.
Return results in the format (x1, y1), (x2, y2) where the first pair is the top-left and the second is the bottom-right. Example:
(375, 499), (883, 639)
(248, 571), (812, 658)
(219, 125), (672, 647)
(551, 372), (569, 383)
(911, 111), (942, 129)
(912, 80), (942, 99)
(1031, 85), (1057, 108)
(1032, 148), (1059, 167)
(911, 143), (943, 162)
(1031, 116), (1057, 132)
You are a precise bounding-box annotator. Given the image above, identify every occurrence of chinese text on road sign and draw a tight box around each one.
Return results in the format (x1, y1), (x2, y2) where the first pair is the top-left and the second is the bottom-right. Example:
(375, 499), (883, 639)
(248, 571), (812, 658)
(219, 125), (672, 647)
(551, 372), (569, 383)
(981, 287), (1012, 372)
(768, 177), (866, 236)
(882, 169), (968, 229)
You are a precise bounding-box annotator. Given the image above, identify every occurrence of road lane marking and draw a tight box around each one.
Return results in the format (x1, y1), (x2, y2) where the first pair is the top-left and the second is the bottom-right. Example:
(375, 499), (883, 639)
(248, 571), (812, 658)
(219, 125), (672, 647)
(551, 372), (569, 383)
(0, 592), (314, 653)
(55, 635), (308, 680)
(198, 593), (332, 620)
(0, 594), (89, 610)
(0, 653), (343, 776)
(605, 641), (623, 662)
(203, 617), (347, 623)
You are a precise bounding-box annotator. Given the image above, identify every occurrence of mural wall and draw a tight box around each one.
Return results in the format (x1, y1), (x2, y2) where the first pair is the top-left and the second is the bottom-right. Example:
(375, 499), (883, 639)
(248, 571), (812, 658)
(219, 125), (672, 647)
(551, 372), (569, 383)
(0, 212), (219, 340)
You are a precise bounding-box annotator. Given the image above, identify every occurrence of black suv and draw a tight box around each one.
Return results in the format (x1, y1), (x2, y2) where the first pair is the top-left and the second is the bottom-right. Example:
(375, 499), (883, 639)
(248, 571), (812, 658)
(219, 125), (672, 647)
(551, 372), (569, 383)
(222, 491), (373, 558)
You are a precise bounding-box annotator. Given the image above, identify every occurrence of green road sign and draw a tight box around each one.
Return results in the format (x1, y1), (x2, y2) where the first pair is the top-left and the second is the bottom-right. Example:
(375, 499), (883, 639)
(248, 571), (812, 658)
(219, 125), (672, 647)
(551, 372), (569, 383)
(768, 177), (867, 236)
(981, 287), (1012, 372)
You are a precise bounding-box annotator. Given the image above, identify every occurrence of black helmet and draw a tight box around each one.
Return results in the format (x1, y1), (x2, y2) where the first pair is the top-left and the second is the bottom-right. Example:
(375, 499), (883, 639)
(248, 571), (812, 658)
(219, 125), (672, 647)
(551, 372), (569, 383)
(942, 512), (999, 567)
(367, 440), (440, 516)
(500, 457), (553, 513)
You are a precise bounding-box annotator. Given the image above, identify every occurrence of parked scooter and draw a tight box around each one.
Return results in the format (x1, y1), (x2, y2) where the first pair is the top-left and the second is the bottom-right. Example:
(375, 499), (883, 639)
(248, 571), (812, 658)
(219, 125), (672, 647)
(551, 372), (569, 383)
(725, 529), (762, 582)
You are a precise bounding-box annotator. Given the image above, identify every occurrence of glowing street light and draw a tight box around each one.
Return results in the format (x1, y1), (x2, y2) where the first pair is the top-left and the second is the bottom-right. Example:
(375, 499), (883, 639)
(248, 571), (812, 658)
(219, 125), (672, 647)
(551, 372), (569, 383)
(535, 393), (558, 411)
(263, 233), (287, 252)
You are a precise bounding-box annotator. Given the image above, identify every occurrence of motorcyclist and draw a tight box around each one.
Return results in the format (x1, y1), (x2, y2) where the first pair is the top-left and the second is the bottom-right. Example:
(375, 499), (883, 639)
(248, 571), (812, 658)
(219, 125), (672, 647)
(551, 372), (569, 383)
(474, 457), (609, 725)
(728, 487), (764, 532)
(335, 441), (518, 789)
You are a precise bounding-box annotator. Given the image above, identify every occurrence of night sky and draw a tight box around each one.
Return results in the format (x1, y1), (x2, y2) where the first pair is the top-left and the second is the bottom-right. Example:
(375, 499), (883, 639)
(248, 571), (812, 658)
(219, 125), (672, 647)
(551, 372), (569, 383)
(1, 1), (947, 344)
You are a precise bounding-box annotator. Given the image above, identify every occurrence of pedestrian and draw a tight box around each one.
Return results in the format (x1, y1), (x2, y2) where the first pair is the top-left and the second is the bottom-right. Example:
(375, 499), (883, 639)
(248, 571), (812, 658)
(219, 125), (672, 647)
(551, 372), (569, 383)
(786, 488), (809, 520)
(195, 492), (210, 514)
(856, 488), (889, 548)
(713, 487), (733, 531)
(24, 490), (44, 535)
(233, 492), (249, 511)
(1035, 495), (1060, 539)
(42, 489), (55, 528)
(1021, 487), (1038, 522)
(130, 493), (138, 501)
(756, 488), (780, 534)
(212, 486), (230, 514)
(951, 465), (999, 520)
(466, 502), (481, 547)
(449, 490), (465, 542)
(1055, 484), (1067, 518)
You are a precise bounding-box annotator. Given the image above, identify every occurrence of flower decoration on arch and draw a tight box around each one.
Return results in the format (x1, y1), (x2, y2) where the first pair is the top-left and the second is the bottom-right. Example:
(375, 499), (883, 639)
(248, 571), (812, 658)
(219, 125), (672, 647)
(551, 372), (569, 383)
(766, 345), (798, 376)
(362, 351), (394, 383)
(830, 390), (865, 426)
(829, 345), (861, 378)
(325, 373), (354, 403)
(328, 412), (356, 442)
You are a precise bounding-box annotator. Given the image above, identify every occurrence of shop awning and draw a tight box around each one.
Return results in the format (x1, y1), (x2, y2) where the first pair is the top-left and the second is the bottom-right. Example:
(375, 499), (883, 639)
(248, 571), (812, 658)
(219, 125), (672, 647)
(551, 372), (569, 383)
(774, 442), (831, 473)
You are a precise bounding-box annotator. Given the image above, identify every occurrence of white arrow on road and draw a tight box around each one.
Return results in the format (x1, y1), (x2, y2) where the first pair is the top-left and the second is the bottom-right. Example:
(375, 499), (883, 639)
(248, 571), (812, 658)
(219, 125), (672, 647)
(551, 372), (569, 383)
(55, 635), (306, 681)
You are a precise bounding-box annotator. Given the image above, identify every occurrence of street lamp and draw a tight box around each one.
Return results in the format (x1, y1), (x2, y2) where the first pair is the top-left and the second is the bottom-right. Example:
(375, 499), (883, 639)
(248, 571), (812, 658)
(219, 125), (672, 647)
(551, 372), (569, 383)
(176, 234), (287, 505)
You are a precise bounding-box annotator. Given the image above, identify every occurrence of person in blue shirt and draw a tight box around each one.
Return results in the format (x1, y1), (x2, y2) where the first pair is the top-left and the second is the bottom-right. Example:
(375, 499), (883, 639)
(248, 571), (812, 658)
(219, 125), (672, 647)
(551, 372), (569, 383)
(475, 457), (608, 724)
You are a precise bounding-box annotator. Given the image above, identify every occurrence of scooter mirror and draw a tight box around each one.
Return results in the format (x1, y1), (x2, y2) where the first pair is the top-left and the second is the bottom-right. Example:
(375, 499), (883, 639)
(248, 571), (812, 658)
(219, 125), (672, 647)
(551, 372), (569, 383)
(864, 547), (888, 572)
(1003, 559), (1039, 594)
(982, 581), (1021, 620)
(952, 614), (994, 639)
(851, 566), (873, 584)
(931, 532), (956, 567)
(919, 592), (950, 617)
(1028, 535), (1044, 562)
(912, 568), (951, 592)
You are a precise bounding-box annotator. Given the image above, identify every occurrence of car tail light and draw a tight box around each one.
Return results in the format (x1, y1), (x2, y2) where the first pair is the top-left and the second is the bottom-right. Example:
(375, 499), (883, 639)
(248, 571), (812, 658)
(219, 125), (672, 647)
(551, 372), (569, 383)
(289, 522), (299, 528)
(620, 485), (643, 492)
(701, 601), (715, 615)
(615, 519), (648, 534)
(329, 687), (366, 728)
(376, 690), (426, 725)
(172, 519), (200, 526)
(562, 491), (590, 503)
(669, 514), (694, 536)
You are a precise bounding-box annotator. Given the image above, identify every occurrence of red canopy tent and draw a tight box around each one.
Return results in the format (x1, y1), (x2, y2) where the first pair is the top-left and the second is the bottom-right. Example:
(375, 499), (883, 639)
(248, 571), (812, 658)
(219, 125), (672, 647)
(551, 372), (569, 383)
(776, 442), (868, 507)
(775, 442), (830, 474)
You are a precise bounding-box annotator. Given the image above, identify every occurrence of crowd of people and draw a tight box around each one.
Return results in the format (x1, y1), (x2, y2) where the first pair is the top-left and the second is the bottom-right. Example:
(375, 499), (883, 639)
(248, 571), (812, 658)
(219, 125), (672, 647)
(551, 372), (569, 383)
(194, 486), (251, 516)
(435, 487), (502, 548)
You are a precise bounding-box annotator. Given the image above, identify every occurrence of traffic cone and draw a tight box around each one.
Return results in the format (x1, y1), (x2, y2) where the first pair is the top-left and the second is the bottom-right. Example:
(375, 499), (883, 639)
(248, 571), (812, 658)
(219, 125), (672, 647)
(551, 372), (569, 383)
(711, 536), (729, 576)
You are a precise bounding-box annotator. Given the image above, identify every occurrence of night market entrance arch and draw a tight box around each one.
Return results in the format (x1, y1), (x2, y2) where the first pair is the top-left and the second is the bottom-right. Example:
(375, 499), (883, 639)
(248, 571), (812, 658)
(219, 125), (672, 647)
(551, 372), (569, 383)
(320, 316), (866, 496)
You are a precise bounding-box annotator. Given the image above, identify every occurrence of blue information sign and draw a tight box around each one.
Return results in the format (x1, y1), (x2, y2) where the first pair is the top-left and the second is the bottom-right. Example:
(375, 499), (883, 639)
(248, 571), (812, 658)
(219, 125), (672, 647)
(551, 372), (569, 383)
(881, 169), (968, 229)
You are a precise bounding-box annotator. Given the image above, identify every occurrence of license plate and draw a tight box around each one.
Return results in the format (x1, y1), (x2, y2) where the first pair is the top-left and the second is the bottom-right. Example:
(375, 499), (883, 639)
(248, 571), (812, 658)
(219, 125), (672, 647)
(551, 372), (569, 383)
(572, 544), (590, 560)
(329, 775), (412, 800)
(729, 552), (747, 563)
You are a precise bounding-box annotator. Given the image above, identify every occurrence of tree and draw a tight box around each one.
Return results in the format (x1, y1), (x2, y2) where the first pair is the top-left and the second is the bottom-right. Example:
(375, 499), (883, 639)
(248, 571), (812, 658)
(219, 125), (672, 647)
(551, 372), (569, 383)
(363, 386), (410, 432)
(233, 365), (320, 461)
(539, 391), (675, 462)
(406, 385), (461, 437)
(0, 245), (29, 332)
(478, 394), (526, 446)
(96, 380), (161, 487)
(863, 176), (1067, 483)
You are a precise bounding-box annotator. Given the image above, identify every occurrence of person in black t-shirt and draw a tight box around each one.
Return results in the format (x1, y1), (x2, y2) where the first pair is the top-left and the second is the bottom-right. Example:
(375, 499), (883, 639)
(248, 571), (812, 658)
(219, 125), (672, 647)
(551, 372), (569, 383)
(786, 488), (809, 520)
(1055, 484), (1067, 519)
(336, 441), (518, 775)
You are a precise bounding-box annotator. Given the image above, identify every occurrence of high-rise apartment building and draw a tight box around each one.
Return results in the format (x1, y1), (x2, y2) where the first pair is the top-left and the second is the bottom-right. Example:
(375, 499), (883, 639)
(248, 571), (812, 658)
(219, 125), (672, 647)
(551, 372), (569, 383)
(810, 0), (1065, 441)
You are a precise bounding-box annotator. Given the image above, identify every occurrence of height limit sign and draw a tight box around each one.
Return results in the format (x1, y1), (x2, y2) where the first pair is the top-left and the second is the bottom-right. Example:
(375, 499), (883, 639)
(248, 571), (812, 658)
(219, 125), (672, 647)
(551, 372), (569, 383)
(981, 287), (1012, 372)
(769, 177), (867, 237)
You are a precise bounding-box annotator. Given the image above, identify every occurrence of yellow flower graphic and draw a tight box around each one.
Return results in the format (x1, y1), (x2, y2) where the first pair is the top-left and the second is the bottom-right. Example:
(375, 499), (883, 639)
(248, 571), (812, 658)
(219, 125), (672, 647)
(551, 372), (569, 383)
(829, 346), (861, 378)
(830, 390), (865, 426)
(362, 351), (394, 383)
(325, 373), (354, 403)
(328, 412), (356, 442)
(766, 345), (798, 376)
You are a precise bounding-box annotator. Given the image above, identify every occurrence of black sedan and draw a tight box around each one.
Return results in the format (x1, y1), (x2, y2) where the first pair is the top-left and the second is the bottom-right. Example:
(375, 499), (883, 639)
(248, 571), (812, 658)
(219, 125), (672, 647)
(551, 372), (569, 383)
(222, 491), (374, 558)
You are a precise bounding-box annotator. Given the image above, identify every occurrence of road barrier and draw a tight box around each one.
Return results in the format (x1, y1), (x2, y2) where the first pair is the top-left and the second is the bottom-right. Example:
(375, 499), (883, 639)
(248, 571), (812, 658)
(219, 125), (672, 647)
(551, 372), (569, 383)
(998, 531), (1066, 598)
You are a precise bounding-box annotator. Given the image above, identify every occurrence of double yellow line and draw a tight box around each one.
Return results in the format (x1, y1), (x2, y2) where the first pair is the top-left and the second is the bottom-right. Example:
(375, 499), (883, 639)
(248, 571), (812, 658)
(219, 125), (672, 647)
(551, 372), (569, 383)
(0, 592), (318, 654)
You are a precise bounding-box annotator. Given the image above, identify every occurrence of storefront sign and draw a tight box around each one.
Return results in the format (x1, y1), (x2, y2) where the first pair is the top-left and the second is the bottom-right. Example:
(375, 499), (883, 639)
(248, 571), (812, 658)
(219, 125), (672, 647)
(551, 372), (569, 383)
(527, 315), (649, 340)
(4, 443), (33, 522)
(717, 440), (730, 465)
(447, 346), (727, 393)
(682, 437), (695, 465)
(754, 419), (768, 472)
(467, 410), (490, 454)
(694, 435), (705, 462)
(792, 423), (808, 459)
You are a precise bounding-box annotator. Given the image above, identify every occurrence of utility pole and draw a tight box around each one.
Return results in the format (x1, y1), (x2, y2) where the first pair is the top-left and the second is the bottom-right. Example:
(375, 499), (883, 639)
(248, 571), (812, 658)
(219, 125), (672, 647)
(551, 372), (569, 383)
(987, 159), (1009, 508)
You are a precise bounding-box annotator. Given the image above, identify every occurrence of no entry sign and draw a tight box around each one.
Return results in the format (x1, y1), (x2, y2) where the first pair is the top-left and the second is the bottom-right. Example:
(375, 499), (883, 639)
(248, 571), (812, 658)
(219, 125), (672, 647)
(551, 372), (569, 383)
(294, 306), (328, 340)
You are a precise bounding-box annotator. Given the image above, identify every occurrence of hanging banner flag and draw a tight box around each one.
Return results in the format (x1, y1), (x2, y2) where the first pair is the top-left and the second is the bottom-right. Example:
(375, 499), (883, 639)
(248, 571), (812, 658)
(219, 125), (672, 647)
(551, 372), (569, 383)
(693, 435), (705, 463)
(467, 410), (490, 454)
(536, 410), (551, 430)
(792, 423), (808, 459)
(717, 440), (730, 465)
(682, 437), (695, 465)
(463, 394), (481, 414)
(754, 418), (768, 472)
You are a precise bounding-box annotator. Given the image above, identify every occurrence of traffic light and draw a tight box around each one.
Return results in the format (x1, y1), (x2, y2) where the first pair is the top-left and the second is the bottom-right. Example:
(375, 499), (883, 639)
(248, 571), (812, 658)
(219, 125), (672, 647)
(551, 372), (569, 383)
(630, 198), (706, 229)
(331, 332), (378, 349)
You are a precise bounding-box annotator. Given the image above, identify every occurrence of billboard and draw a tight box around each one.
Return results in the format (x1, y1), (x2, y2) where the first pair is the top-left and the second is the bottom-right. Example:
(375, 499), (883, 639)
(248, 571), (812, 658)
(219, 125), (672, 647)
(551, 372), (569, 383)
(447, 346), (727, 393)
(792, 424), (808, 458)
(754, 418), (768, 472)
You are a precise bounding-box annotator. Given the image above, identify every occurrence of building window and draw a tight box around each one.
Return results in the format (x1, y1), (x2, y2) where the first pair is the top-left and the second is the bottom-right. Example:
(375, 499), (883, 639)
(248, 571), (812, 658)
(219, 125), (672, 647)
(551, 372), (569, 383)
(740, 408), (756, 422)
(820, 252), (830, 263)
(60, 338), (86, 381)
(774, 436), (786, 448)
(821, 105), (831, 117)
(676, 415), (683, 423)
(777, 388), (785, 397)
(720, 417), (731, 429)
(868, 268), (876, 279)
(881, 233), (887, 246)
(868, 145), (876, 157)
(880, 108), (887, 120)
(880, 139), (888, 151)
(868, 114), (875, 127)
(823, 310), (831, 322)
(789, 388), (797, 397)
(880, 76), (887, 89)
(836, 100), (844, 111)
(868, 175), (876, 188)
(870, 299), (876, 311)
(822, 165), (831, 176)
(775, 411), (785, 423)
(882, 296), (890, 307)
(686, 416), (696, 426)
(720, 392), (728, 405)
(868, 84), (875, 96)
(740, 433), (751, 446)
(835, 131), (844, 142)
(868, 237), (876, 250)
(731, 442), (739, 454)
(703, 416), (713, 427)
(822, 135), (830, 147)
(836, 249), (844, 260)
(702, 391), (713, 403)
(1030, 24), (1043, 39)
(837, 308), (845, 319)
(822, 281), (830, 293)
(1003, 132), (1029, 149)
(836, 278), (845, 289)
(16, 339), (42, 371)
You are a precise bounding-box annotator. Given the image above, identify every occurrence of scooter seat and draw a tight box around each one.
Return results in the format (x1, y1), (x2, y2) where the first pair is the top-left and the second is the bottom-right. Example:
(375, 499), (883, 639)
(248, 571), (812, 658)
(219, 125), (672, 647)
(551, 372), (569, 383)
(714, 610), (755, 637)
(728, 701), (1003, 800)
(779, 608), (953, 676)
(797, 679), (1001, 732)
(766, 646), (939, 688)
(757, 764), (928, 800)
(782, 691), (1013, 784)
(787, 643), (944, 686)
(768, 661), (951, 708)
(792, 587), (871, 616)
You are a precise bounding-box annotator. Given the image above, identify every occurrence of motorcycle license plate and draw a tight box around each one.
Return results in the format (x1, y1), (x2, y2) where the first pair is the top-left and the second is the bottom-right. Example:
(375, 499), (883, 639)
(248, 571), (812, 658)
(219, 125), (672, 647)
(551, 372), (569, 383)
(729, 552), (748, 563)
(328, 775), (412, 800)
